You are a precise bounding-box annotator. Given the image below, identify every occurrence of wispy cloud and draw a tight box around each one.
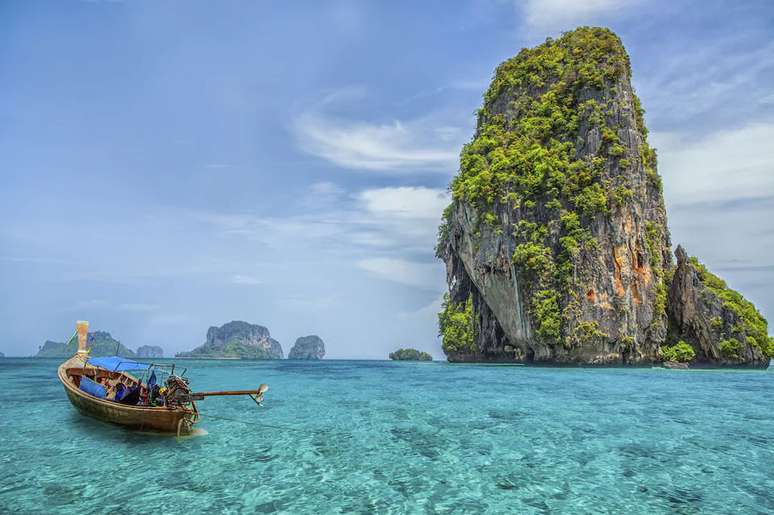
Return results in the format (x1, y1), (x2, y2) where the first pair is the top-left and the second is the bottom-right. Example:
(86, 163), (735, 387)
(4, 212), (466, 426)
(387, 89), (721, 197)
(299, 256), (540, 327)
(293, 113), (460, 172)
(231, 274), (262, 285)
(634, 36), (774, 133)
(195, 185), (450, 259)
(520, 0), (637, 31)
(655, 122), (774, 207)
(292, 87), (468, 173)
(356, 258), (443, 289)
(357, 187), (450, 221)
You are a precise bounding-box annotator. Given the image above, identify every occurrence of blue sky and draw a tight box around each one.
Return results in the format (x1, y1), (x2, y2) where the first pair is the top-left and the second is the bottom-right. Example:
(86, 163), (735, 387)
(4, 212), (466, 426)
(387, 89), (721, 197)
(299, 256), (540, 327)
(1, 0), (772, 358)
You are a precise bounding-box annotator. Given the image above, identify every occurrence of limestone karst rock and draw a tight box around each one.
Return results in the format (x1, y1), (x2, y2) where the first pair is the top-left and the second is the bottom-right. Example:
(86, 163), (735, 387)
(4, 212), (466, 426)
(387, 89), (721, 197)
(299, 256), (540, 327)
(288, 335), (326, 360)
(176, 321), (283, 359)
(136, 345), (164, 359)
(667, 246), (770, 367)
(437, 27), (770, 367)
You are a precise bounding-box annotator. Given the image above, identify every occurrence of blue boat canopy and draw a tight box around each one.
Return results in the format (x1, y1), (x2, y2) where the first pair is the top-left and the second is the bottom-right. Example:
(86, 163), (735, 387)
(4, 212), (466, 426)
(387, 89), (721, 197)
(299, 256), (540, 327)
(88, 356), (151, 372)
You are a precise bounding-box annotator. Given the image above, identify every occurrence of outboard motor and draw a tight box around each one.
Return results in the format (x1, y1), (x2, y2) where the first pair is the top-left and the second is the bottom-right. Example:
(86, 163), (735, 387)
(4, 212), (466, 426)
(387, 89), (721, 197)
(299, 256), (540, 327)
(164, 375), (193, 406)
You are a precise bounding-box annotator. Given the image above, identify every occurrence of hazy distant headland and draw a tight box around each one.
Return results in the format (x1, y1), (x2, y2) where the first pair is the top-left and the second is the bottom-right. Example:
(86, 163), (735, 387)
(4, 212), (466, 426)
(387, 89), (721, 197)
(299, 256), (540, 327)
(36, 321), (329, 361)
(35, 331), (138, 358)
(436, 27), (773, 368)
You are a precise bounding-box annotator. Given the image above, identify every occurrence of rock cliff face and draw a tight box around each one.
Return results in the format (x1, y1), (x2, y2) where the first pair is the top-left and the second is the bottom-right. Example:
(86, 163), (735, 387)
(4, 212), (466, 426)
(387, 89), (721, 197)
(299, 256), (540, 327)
(667, 246), (770, 367)
(437, 27), (771, 367)
(176, 321), (283, 359)
(288, 335), (326, 360)
(136, 345), (164, 358)
(35, 331), (135, 358)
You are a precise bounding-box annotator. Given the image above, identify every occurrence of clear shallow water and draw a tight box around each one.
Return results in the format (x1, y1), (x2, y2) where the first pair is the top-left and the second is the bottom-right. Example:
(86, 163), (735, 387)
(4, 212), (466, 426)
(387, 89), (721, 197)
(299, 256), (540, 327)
(1, 359), (772, 514)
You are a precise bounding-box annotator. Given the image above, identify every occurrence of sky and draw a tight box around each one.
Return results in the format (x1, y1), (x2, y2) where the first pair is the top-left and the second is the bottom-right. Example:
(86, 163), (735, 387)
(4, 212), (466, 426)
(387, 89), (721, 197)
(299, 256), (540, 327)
(1, 0), (773, 358)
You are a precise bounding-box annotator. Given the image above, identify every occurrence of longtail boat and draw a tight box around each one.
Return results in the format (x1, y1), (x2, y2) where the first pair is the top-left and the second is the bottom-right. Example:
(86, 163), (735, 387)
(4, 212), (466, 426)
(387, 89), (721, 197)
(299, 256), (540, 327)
(59, 321), (268, 436)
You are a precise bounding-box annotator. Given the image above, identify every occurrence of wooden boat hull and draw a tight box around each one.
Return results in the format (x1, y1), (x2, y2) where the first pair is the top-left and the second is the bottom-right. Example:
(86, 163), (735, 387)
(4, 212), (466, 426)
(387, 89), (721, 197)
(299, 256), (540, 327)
(58, 356), (197, 435)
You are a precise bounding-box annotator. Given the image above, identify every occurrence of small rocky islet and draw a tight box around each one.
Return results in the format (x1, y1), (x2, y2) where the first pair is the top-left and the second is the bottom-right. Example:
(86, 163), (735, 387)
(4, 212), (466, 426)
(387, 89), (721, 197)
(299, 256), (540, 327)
(176, 321), (284, 359)
(136, 345), (164, 358)
(389, 348), (433, 361)
(175, 321), (327, 360)
(288, 335), (326, 360)
(436, 27), (772, 368)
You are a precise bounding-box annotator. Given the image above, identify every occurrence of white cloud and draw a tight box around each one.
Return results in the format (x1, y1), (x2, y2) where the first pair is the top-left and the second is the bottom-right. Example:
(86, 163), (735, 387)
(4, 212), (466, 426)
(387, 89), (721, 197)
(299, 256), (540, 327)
(521, 0), (636, 30)
(231, 274), (262, 285)
(309, 181), (344, 197)
(398, 292), (445, 320)
(293, 112), (460, 172)
(356, 258), (443, 289)
(303, 181), (346, 209)
(656, 122), (774, 301)
(636, 40), (774, 126)
(195, 185), (450, 258)
(357, 187), (450, 221)
(654, 122), (774, 206)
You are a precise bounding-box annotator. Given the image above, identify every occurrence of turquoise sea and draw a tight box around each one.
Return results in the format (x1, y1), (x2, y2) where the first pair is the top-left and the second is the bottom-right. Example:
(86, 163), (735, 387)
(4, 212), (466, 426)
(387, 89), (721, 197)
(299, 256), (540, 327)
(1, 358), (772, 514)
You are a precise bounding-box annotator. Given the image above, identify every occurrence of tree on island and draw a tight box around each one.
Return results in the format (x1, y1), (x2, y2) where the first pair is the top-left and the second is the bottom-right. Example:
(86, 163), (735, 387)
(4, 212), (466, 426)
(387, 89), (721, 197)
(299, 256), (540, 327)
(389, 348), (432, 361)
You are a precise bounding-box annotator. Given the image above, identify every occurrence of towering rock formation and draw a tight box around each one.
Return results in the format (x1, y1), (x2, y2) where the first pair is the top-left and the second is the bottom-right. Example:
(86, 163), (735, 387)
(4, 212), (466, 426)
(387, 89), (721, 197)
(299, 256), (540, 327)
(176, 321), (283, 359)
(288, 335), (326, 360)
(437, 27), (771, 367)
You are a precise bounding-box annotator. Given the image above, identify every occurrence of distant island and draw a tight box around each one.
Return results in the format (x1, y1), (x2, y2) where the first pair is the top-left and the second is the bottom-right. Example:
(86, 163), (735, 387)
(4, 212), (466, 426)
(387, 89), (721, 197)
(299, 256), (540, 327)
(136, 345), (164, 358)
(35, 331), (135, 358)
(288, 335), (325, 360)
(176, 321), (283, 359)
(389, 348), (432, 361)
(0, 351), (4, 358)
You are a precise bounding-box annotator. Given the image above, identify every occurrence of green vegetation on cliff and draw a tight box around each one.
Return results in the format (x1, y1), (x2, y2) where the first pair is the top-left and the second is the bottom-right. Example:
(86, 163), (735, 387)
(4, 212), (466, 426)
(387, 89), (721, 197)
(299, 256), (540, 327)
(177, 339), (278, 359)
(442, 27), (664, 347)
(389, 348), (432, 361)
(176, 321), (284, 359)
(451, 27), (640, 208)
(688, 257), (773, 357)
(438, 294), (477, 355)
(660, 340), (695, 363)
